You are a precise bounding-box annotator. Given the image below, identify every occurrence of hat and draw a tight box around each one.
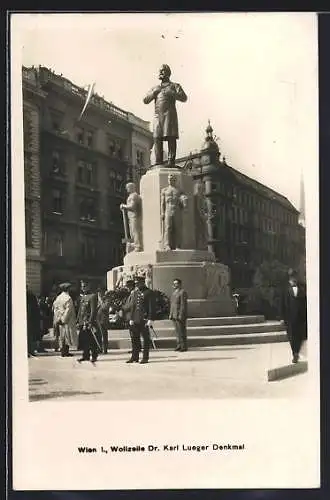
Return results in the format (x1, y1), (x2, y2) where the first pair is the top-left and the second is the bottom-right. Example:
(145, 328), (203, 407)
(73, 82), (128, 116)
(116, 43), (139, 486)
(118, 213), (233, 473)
(288, 268), (298, 278)
(134, 275), (145, 283)
(59, 282), (71, 291)
(126, 279), (135, 286)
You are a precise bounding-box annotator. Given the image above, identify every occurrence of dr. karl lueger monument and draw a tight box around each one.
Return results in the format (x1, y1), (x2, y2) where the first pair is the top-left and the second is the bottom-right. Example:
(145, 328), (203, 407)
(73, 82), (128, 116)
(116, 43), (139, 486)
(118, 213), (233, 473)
(108, 64), (235, 317)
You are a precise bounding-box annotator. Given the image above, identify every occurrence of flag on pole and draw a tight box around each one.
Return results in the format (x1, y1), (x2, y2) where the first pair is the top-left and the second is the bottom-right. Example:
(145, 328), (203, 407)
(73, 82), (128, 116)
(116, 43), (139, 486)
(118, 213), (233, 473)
(77, 82), (95, 122)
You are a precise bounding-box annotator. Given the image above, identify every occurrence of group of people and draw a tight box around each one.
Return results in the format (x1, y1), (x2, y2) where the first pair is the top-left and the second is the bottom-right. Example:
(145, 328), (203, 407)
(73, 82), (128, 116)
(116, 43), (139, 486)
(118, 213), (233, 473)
(26, 276), (189, 365)
(26, 267), (307, 366)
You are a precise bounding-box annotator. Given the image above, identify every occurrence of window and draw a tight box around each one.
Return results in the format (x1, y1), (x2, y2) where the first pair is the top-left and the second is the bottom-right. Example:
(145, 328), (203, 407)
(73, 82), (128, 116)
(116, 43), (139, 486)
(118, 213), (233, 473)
(77, 160), (96, 185)
(49, 109), (64, 132)
(54, 234), (63, 256)
(79, 197), (97, 222)
(107, 135), (124, 159)
(52, 188), (64, 214)
(86, 130), (94, 148)
(136, 150), (145, 168)
(25, 200), (33, 247)
(76, 127), (84, 145)
(81, 235), (97, 261)
(44, 232), (64, 256)
(52, 151), (60, 173)
(51, 150), (66, 176)
(86, 163), (93, 185)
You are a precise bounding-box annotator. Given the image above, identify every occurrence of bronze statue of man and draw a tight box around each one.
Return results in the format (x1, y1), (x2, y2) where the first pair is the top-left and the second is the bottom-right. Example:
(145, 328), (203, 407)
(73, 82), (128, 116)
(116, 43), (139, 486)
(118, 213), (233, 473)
(143, 64), (187, 166)
(161, 174), (188, 250)
(120, 183), (143, 252)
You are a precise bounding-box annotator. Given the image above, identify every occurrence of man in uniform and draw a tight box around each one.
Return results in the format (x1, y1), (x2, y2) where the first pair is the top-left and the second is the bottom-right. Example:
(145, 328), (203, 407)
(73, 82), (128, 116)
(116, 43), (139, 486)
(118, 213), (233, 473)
(143, 64), (187, 166)
(77, 280), (100, 364)
(123, 276), (155, 364)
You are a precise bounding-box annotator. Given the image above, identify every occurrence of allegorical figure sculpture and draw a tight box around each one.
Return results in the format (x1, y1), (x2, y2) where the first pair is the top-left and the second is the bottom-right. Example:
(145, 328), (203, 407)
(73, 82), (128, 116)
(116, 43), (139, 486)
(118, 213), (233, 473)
(120, 183), (143, 252)
(194, 181), (209, 250)
(143, 64), (187, 166)
(161, 174), (188, 250)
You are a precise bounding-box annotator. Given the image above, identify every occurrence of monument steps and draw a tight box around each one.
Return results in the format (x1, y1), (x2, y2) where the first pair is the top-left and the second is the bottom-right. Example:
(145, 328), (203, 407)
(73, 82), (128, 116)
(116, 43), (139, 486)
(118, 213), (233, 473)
(109, 320), (285, 339)
(156, 315), (265, 327)
(108, 331), (287, 350)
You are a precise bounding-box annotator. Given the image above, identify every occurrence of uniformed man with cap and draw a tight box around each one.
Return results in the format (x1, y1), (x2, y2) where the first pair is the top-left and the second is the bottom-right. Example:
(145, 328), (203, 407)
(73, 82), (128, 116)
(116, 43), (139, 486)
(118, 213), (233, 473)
(122, 276), (155, 364)
(77, 280), (100, 364)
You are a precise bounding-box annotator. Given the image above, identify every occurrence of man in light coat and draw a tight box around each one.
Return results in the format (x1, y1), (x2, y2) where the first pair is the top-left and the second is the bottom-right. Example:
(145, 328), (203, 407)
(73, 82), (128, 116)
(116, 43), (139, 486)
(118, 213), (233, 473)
(169, 278), (188, 352)
(52, 282), (77, 357)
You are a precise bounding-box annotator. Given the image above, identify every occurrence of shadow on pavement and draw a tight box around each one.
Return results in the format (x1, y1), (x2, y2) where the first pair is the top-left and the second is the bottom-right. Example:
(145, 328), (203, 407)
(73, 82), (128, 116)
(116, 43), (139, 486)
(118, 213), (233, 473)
(29, 379), (48, 385)
(29, 390), (103, 402)
(96, 354), (179, 362)
(148, 356), (236, 364)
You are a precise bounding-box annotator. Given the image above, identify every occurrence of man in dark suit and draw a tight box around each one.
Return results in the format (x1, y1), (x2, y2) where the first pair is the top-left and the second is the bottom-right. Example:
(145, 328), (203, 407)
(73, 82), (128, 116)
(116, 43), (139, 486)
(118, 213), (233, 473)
(122, 279), (142, 354)
(123, 276), (155, 364)
(281, 269), (307, 364)
(26, 286), (40, 357)
(169, 278), (188, 352)
(77, 280), (100, 365)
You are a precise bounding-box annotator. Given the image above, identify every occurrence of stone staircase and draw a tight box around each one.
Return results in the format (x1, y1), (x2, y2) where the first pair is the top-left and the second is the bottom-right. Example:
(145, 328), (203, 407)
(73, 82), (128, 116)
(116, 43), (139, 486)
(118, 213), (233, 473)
(108, 315), (287, 349)
(42, 315), (287, 350)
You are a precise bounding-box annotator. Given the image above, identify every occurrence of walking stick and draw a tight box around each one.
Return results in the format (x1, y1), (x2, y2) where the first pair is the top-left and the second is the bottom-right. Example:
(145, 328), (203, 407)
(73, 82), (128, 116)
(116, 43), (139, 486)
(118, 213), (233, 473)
(84, 323), (102, 352)
(149, 325), (158, 350)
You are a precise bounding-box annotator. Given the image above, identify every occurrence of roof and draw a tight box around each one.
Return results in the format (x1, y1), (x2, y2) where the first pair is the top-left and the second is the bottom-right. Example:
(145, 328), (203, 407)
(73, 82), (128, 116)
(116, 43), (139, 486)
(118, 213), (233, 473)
(22, 65), (151, 133)
(226, 164), (299, 212)
(176, 152), (298, 212)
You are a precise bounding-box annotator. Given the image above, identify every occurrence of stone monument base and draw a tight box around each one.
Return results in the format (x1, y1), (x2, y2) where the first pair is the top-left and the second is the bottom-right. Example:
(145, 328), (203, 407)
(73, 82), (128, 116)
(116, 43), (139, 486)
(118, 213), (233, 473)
(107, 250), (236, 318)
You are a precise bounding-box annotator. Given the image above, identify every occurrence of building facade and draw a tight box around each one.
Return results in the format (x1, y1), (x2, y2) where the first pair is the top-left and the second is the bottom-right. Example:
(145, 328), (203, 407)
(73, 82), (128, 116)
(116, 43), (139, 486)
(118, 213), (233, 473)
(22, 66), (152, 295)
(177, 124), (306, 290)
(23, 68), (46, 294)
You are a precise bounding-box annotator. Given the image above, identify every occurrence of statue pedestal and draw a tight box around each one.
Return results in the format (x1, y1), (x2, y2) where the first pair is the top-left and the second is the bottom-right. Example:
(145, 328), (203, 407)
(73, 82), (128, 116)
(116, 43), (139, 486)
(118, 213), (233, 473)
(140, 166), (196, 252)
(106, 165), (236, 317)
(107, 249), (236, 317)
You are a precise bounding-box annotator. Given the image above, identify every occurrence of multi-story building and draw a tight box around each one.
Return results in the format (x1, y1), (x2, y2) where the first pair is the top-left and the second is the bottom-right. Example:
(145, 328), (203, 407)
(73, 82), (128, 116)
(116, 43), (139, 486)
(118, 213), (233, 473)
(23, 68), (46, 295)
(22, 66), (152, 294)
(177, 123), (305, 290)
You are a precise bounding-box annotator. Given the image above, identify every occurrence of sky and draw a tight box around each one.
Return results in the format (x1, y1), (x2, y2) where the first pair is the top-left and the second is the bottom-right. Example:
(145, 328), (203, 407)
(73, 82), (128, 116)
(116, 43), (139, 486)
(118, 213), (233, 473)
(15, 12), (318, 209)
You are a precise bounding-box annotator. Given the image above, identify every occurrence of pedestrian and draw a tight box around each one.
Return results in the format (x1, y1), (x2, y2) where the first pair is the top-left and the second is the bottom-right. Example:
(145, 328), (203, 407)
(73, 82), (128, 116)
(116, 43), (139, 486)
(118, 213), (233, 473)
(122, 276), (155, 364)
(26, 286), (40, 357)
(169, 278), (188, 352)
(52, 287), (62, 352)
(77, 280), (100, 365)
(52, 282), (77, 357)
(37, 296), (51, 352)
(280, 268), (307, 364)
(121, 278), (142, 354)
(96, 286), (110, 354)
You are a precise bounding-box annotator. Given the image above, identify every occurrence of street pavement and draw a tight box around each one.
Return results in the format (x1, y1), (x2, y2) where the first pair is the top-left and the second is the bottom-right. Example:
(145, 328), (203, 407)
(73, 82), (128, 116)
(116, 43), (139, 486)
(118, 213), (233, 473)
(29, 342), (309, 401)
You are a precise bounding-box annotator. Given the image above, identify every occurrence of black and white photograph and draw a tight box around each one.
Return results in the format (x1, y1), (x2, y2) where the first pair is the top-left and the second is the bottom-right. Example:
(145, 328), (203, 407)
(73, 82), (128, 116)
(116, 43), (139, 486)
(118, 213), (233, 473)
(11, 12), (319, 490)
